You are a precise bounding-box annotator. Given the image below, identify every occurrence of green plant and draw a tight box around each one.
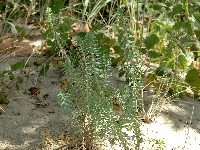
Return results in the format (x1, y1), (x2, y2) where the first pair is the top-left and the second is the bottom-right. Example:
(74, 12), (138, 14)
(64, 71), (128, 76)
(82, 0), (112, 25)
(141, 0), (200, 98)
(151, 138), (166, 150)
(106, 1), (197, 124)
(68, 0), (121, 28)
(43, 7), (73, 57)
(0, 61), (25, 104)
(40, 6), (75, 76)
(58, 29), (143, 149)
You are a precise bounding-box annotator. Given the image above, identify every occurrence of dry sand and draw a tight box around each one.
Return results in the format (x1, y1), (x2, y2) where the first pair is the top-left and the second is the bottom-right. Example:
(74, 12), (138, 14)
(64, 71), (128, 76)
(0, 54), (200, 150)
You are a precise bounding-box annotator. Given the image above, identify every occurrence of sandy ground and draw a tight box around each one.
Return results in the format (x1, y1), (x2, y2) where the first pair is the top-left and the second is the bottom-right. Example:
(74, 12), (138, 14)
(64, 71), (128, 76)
(0, 54), (200, 150)
(140, 96), (200, 150)
(0, 55), (69, 149)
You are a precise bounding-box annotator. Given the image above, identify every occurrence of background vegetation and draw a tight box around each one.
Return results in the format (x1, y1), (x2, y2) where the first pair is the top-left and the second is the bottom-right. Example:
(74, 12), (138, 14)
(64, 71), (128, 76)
(0, 0), (200, 149)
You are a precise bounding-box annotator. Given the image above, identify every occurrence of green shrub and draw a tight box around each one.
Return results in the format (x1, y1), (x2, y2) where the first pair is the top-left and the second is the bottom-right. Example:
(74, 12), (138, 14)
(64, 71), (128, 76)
(58, 30), (144, 149)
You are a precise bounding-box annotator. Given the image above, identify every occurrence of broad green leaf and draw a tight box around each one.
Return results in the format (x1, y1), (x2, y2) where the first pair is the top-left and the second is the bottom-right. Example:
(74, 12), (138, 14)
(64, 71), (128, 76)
(193, 12), (200, 24)
(18, 76), (23, 83)
(169, 4), (183, 17)
(15, 26), (24, 33)
(113, 46), (123, 55)
(96, 33), (104, 43)
(135, 39), (141, 47)
(77, 32), (87, 38)
(148, 51), (160, 58)
(185, 68), (200, 90)
(50, 0), (65, 14)
(101, 36), (116, 46)
(47, 39), (54, 46)
(9, 73), (14, 80)
(139, 48), (147, 54)
(119, 69), (126, 77)
(144, 34), (159, 49)
(40, 64), (49, 76)
(113, 46), (125, 63)
(183, 21), (193, 36)
(66, 39), (72, 46)
(45, 51), (52, 57)
(147, 73), (156, 83)
(188, 4), (198, 14)
(178, 54), (187, 70)
(11, 62), (25, 71)
(0, 3), (4, 10)
(111, 57), (124, 67)
(165, 0), (175, 6)
(0, 73), (5, 78)
(50, 46), (56, 53)
(43, 28), (53, 38)
(92, 23), (101, 32)
(149, 3), (165, 10)
(16, 84), (20, 90)
(173, 21), (183, 30)
(155, 67), (165, 76)
(99, 45), (110, 56)
(59, 20), (72, 32)
(165, 1), (173, 7)
(61, 33), (68, 41)
(0, 92), (8, 104)
(194, 30), (200, 41)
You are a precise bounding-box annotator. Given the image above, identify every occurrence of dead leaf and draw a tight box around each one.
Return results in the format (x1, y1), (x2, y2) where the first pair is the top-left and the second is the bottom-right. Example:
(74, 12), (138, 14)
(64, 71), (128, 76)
(113, 103), (121, 112)
(43, 46), (51, 53)
(71, 22), (91, 33)
(0, 104), (5, 112)
(15, 39), (33, 56)
(0, 38), (33, 56)
(0, 38), (15, 53)
(191, 61), (200, 71)
(82, 24), (92, 32)
(60, 76), (69, 90)
(112, 97), (121, 112)
(29, 87), (40, 95)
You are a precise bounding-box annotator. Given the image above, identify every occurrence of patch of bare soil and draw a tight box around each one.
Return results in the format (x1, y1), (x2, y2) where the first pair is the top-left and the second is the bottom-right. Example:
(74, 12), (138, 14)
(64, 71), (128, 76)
(0, 54), (70, 149)
(0, 40), (200, 150)
(140, 96), (200, 150)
